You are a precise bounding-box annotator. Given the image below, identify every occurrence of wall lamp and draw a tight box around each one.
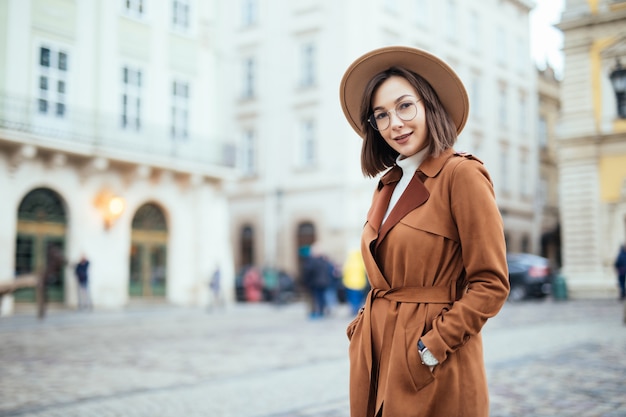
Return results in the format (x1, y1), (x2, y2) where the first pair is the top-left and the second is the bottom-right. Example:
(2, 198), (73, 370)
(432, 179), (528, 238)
(609, 58), (626, 119)
(94, 191), (126, 230)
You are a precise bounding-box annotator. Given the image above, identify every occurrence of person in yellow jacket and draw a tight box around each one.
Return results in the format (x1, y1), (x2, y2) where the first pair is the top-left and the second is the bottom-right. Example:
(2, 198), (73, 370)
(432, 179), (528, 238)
(342, 249), (368, 315)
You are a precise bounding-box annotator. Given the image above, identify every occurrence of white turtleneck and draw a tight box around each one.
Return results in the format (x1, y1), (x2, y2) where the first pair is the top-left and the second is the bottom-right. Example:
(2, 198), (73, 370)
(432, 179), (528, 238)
(382, 147), (429, 224)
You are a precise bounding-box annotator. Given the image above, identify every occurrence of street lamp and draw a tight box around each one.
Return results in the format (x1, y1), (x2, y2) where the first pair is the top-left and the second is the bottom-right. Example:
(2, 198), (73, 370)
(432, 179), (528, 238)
(94, 190), (126, 230)
(609, 58), (626, 119)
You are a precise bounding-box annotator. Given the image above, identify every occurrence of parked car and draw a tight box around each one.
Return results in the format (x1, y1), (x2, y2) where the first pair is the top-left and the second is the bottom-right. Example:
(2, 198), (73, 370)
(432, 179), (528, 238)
(506, 253), (555, 302)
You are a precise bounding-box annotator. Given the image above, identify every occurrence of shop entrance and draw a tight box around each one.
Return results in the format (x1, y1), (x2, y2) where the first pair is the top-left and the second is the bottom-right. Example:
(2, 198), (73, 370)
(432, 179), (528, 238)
(129, 203), (168, 298)
(14, 188), (67, 302)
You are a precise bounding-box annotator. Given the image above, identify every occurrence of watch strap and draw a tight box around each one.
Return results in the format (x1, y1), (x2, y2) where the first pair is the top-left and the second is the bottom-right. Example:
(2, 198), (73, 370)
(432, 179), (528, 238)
(417, 339), (426, 351)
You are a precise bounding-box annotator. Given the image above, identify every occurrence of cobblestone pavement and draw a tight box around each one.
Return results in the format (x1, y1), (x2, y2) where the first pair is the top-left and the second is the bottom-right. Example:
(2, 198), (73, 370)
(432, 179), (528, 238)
(0, 298), (625, 417)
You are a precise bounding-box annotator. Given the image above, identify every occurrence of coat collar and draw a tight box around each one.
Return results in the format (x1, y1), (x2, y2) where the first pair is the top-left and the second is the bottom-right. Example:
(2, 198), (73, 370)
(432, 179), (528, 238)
(377, 147), (456, 185)
(366, 148), (457, 253)
(418, 147), (455, 178)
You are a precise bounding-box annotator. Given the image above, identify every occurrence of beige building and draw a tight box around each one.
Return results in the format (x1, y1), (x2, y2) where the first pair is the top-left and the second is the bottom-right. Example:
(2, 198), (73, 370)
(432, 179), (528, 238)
(217, 0), (541, 279)
(0, 0), (236, 315)
(557, 0), (626, 297)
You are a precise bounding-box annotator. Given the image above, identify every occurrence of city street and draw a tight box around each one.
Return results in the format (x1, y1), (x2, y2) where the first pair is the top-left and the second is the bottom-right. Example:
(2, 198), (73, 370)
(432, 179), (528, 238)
(0, 298), (625, 417)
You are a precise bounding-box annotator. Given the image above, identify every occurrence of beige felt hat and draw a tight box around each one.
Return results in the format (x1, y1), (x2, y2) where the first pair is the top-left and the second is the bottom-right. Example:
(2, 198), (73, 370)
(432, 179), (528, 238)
(339, 46), (469, 138)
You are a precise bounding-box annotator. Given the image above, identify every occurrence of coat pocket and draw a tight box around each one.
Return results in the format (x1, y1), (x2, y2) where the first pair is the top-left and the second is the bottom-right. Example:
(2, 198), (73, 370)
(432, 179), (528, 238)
(346, 308), (364, 341)
(404, 324), (435, 392)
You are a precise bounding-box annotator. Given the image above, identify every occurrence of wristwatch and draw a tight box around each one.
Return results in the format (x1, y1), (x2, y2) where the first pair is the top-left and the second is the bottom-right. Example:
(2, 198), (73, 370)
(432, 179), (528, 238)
(417, 340), (439, 366)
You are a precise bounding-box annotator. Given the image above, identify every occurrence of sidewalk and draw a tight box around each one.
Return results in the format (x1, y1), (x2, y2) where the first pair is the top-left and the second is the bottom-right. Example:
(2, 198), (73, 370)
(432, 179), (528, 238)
(0, 298), (624, 417)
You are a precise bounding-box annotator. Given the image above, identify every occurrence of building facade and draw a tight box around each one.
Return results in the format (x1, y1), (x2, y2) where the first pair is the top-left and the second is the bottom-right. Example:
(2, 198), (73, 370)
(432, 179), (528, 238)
(537, 65), (562, 269)
(217, 0), (541, 280)
(557, 0), (626, 297)
(0, 0), (236, 315)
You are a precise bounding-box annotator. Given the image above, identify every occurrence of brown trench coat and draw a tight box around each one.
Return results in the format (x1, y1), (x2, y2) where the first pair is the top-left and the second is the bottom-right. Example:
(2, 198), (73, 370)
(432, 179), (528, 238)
(346, 149), (510, 417)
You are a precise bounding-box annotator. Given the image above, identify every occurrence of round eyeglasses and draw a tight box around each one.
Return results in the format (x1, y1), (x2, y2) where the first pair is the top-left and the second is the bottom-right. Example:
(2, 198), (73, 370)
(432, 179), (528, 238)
(367, 99), (420, 131)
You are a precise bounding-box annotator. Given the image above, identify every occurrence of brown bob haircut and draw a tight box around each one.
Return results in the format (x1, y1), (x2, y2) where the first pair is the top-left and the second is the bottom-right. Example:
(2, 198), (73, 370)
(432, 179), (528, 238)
(359, 66), (458, 178)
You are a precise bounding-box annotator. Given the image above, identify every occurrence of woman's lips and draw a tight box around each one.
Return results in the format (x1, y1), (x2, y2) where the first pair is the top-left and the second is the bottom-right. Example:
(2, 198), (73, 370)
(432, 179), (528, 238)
(394, 133), (411, 143)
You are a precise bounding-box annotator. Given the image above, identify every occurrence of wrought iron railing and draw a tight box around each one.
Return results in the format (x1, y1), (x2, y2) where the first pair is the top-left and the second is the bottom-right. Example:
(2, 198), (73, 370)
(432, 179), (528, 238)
(0, 92), (237, 172)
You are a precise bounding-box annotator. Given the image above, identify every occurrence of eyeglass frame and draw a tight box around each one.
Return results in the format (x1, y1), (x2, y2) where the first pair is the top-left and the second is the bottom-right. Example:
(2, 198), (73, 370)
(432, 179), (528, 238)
(367, 98), (422, 131)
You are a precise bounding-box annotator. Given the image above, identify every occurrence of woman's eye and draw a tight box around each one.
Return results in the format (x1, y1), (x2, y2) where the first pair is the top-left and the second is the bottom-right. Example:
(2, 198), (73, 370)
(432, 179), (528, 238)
(398, 101), (414, 110)
(374, 113), (388, 121)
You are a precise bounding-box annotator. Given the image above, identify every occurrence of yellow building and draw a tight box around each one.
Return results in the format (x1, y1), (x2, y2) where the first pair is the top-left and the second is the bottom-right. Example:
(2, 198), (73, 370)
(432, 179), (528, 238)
(557, 0), (626, 297)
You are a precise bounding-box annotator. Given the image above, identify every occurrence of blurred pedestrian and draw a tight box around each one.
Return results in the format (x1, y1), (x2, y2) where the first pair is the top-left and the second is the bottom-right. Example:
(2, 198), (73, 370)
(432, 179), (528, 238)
(262, 267), (280, 303)
(74, 254), (92, 311)
(243, 266), (263, 302)
(324, 259), (342, 316)
(339, 46), (510, 417)
(208, 267), (224, 311)
(302, 243), (333, 319)
(614, 244), (626, 300)
(342, 249), (368, 316)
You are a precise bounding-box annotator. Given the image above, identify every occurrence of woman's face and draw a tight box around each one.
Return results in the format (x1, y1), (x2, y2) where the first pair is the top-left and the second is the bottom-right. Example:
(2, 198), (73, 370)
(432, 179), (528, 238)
(371, 75), (428, 158)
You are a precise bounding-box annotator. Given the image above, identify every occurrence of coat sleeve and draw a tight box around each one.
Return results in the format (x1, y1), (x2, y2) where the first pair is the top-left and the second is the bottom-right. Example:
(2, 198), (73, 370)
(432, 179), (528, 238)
(421, 158), (510, 362)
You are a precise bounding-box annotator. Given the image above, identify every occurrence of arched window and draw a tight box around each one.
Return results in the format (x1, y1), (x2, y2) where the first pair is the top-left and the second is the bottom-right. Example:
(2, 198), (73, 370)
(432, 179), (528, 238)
(18, 188), (66, 223)
(132, 202), (167, 231)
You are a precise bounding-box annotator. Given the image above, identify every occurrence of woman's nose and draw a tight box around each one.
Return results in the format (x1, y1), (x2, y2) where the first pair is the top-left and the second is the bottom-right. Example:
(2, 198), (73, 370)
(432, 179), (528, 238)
(388, 110), (404, 128)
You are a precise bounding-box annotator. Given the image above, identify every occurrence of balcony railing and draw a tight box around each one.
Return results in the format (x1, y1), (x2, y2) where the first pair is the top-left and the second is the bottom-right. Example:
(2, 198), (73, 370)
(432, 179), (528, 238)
(0, 92), (236, 175)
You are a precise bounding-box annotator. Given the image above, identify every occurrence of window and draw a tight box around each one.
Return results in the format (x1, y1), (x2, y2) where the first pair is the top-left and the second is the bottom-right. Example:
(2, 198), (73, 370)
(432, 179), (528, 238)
(299, 120), (316, 167)
(499, 145), (510, 194)
(539, 178), (548, 207)
(538, 116), (548, 148)
(470, 73), (482, 119)
(520, 151), (531, 198)
(518, 92), (527, 134)
(121, 66), (142, 130)
(171, 80), (189, 139)
(496, 26), (506, 66)
(172, 0), (190, 30)
(37, 46), (68, 118)
(123, 0), (145, 18)
(516, 37), (526, 73)
(241, 0), (258, 27)
(241, 129), (256, 176)
(300, 42), (316, 88)
(242, 57), (256, 99)
(498, 85), (508, 127)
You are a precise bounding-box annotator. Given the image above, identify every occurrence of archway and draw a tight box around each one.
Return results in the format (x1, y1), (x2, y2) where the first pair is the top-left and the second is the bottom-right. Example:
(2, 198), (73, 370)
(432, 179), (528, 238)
(295, 221), (316, 282)
(240, 224), (255, 268)
(14, 188), (67, 302)
(129, 202), (168, 298)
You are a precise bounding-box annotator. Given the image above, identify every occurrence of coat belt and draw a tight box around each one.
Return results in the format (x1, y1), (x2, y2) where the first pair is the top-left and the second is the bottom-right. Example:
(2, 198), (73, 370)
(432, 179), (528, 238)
(372, 285), (456, 304)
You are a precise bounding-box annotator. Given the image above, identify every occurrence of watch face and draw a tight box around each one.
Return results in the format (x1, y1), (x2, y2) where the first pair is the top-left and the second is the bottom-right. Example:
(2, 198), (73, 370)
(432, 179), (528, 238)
(421, 349), (439, 366)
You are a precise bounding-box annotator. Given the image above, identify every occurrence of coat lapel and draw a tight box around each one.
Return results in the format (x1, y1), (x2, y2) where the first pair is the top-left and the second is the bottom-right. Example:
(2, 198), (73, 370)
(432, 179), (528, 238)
(366, 166), (402, 232)
(375, 171), (430, 252)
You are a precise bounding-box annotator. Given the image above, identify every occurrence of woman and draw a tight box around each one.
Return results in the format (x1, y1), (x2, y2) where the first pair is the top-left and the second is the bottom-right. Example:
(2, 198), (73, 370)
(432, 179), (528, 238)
(339, 46), (510, 417)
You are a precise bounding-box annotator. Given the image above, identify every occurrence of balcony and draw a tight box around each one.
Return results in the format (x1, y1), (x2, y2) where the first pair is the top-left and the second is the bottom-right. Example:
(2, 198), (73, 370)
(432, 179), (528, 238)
(0, 92), (237, 179)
